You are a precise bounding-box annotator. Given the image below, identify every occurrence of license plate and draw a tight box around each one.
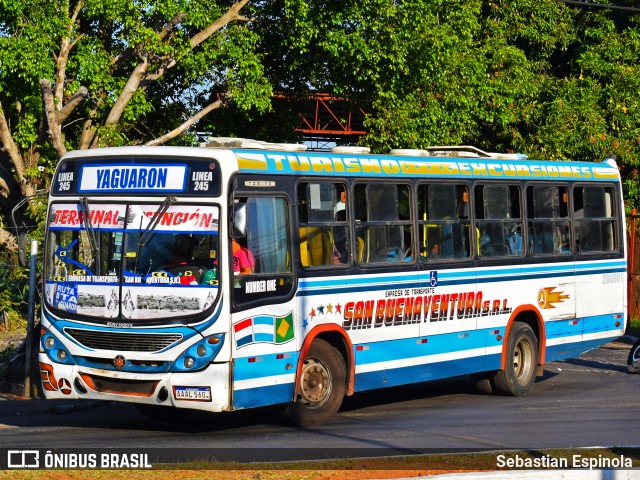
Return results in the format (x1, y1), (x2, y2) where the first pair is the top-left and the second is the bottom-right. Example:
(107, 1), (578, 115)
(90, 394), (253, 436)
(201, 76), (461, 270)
(173, 386), (211, 401)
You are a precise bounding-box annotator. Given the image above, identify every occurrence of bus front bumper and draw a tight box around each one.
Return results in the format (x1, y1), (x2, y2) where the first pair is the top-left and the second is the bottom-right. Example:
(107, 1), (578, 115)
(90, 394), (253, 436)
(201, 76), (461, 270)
(38, 356), (231, 412)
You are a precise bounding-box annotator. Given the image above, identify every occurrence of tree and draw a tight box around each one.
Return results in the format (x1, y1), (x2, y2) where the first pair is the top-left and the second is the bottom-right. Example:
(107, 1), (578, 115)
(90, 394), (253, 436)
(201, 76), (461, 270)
(278, 0), (640, 210)
(515, 3), (640, 210)
(0, 0), (272, 251)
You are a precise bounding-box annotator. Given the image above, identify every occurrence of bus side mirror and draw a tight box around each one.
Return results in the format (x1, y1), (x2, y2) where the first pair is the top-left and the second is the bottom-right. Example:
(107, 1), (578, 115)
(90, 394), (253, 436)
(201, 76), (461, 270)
(233, 203), (247, 238)
(18, 233), (27, 267)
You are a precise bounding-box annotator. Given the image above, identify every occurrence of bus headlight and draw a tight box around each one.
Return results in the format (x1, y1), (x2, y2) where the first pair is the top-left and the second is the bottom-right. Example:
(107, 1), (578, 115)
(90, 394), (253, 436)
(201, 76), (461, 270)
(40, 327), (75, 366)
(171, 334), (225, 372)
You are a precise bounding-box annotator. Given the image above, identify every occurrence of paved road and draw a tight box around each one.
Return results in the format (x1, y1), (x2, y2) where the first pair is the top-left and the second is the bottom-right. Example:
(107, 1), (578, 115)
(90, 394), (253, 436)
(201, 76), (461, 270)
(0, 339), (638, 463)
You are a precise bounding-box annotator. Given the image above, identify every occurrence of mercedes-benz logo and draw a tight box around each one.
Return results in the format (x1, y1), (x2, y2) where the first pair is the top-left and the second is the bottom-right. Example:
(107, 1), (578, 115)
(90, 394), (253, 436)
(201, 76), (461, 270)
(114, 355), (126, 370)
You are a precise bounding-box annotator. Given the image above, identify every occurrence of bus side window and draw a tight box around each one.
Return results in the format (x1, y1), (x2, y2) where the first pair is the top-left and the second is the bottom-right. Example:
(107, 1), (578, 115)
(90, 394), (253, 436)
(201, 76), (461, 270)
(574, 185), (617, 253)
(355, 183), (412, 264)
(527, 185), (570, 256)
(417, 184), (470, 261)
(297, 182), (350, 267)
(475, 184), (523, 258)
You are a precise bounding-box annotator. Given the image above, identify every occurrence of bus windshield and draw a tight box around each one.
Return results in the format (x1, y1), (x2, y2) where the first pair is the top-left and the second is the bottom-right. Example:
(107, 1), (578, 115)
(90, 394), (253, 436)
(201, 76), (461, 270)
(44, 201), (220, 322)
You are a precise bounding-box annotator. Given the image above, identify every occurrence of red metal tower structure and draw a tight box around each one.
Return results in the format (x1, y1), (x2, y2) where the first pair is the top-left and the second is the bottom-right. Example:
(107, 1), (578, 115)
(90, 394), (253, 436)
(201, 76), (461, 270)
(287, 93), (367, 150)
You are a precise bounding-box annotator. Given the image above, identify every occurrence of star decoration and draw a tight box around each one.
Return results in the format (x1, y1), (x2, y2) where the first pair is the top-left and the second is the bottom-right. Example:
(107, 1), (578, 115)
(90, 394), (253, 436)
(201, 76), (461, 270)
(335, 303), (342, 314)
(317, 305), (325, 314)
(326, 303), (333, 313)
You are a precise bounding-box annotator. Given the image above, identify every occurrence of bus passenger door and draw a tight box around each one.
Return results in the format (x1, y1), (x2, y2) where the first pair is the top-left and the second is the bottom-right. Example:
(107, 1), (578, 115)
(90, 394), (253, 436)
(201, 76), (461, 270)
(229, 185), (298, 410)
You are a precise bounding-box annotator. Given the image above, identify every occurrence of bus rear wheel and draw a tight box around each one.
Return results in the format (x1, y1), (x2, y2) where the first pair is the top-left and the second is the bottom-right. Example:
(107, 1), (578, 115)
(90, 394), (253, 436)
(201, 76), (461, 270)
(493, 322), (538, 396)
(627, 338), (640, 374)
(285, 338), (346, 427)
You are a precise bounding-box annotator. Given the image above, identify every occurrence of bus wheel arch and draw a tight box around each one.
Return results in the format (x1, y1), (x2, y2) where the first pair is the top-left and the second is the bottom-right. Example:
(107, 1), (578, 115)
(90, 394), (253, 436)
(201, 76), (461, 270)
(473, 305), (545, 396)
(285, 325), (352, 426)
(502, 305), (546, 370)
(495, 306), (544, 396)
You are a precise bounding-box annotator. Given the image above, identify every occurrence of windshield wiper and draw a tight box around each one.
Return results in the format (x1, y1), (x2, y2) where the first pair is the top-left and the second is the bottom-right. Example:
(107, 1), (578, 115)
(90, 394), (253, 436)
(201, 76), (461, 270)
(80, 197), (98, 254)
(79, 196), (100, 274)
(138, 196), (177, 248)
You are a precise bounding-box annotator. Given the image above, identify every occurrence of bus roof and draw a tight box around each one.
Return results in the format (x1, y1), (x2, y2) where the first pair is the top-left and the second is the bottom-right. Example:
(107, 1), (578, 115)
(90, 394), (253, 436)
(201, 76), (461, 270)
(231, 148), (620, 183)
(58, 144), (621, 186)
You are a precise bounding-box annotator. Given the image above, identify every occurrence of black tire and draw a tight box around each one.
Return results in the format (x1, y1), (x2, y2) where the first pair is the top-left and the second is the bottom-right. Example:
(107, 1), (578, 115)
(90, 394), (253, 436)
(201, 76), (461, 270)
(471, 371), (497, 394)
(627, 339), (640, 374)
(285, 338), (346, 427)
(493, 322), (538, 396)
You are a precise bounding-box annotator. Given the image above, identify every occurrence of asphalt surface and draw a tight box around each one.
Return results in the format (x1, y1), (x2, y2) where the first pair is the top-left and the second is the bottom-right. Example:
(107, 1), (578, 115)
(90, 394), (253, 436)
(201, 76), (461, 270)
(0, 337), (638, 472)
(1, 335), (636, 419)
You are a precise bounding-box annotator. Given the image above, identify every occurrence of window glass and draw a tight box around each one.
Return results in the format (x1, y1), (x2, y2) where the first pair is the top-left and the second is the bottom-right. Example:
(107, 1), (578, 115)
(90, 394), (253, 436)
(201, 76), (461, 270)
(44, 202), (220, 321)
(527, 185), (570, 255)
(243, 197), (290, 273)
(417, 184), (470, 261)
(574, 186), (617, 253)
(297, 182), (350, 266)
(232, 195), (293, 306)
(354, 183), (412, 264)
(475, 185), (523, 258)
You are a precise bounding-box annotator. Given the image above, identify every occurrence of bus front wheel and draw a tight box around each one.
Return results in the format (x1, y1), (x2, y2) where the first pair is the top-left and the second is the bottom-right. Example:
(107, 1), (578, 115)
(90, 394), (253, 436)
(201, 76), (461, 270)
(493, 322), (538, 396)
(285, 339), (346, 427)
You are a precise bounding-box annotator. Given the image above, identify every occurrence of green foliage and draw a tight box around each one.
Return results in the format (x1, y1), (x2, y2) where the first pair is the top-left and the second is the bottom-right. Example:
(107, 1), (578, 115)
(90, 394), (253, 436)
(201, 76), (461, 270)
(2, 0), (640, 216)
(271, 0), (640, 210)
(0, 258), (29, 326)
(0, 0), (273, 156)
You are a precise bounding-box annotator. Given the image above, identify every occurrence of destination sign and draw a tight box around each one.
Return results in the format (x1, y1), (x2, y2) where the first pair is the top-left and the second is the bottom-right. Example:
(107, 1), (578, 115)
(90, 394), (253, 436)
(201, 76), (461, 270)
(79, 165), (187, 192)
(50, 157), (221, 196)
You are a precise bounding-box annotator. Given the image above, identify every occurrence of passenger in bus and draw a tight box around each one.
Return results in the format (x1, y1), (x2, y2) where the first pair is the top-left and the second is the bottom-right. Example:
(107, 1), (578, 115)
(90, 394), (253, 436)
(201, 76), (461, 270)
(232, 237), (255, 274)
(333, 187), (349, 264)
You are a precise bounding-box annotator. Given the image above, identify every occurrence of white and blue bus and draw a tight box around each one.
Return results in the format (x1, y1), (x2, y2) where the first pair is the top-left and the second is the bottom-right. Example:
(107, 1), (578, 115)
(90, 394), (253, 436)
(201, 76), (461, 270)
(39, 141), (627, 426)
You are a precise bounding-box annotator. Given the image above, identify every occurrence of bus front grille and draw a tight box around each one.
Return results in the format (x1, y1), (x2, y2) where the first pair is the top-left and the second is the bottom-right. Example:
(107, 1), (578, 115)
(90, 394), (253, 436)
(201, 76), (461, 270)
(64, 328), (183, 352)
(79, 373), (158, 397)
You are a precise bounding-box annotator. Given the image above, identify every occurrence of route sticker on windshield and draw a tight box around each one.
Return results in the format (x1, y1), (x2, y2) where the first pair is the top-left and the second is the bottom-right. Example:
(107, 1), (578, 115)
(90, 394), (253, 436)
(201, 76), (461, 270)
(173, 386), (211, 402)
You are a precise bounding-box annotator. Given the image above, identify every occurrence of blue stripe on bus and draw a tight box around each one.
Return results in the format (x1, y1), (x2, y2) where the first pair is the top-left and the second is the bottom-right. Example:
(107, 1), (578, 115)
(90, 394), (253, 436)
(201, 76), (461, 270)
(545, 336), (619, 363)
(297, 267), (626, 296)
(232, 315), (622, 384)
(234, 352), (301, 382)
(353, 331), (487, 366)
(354, 354), (500, 392)
(298, 260), (626, 289)
(233, 382), (294, 409)
(583, 313), (624, 336)
(229, 322), (621, 409)
(545, 313), (624, 340)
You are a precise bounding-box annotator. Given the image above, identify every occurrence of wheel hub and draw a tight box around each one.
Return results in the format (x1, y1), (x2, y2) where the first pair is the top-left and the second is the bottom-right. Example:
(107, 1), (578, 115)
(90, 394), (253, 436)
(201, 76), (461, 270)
(299, 358), (332, 406)
(514, 338), (533, 382)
